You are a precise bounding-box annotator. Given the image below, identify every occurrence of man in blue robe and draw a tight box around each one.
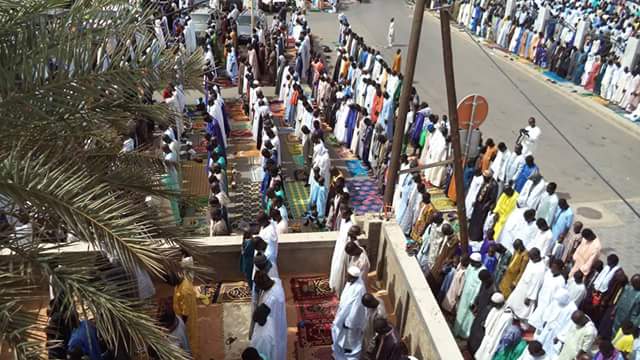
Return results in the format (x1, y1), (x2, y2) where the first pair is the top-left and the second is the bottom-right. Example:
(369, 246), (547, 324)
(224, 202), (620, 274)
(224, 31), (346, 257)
(551, 198), (574, 242)
(513, 155), (538, 192)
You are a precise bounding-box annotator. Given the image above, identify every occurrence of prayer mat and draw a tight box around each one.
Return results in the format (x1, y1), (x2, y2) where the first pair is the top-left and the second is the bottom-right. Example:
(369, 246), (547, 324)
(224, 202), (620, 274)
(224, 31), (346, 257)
(218, 281), (252, 303)
(542, 71), (569, 83)
(231, 121), (251, 130)
(192, 144), (208, 154)
(284, 181), (309, 219)
(234, 149), (261, 158)
(269, 101), (285, 117)
(287, 142), (303, 156)
(181, 162), (209, 197)
(228, 181), (263, 225)
(198, 283), (222, 305)
(198, 303), (225, 360)
(297, 318), (334, 347)
(295, 344), (333, 360)
(325, 134), (339, 147)
(345, 159), (369, 177)
(431, 193), (457, 213)
(290, 275), (334, 302)
(296, 299), (338, 320)
(287, 133), (301, 143)
(230, 129), (253, 138)
(192, 121), (206, 130)
(292, 154), (305, 167)
(222, 302), (252, 358)
(335, 146), (356, 160)
(347, 178), (383, 215)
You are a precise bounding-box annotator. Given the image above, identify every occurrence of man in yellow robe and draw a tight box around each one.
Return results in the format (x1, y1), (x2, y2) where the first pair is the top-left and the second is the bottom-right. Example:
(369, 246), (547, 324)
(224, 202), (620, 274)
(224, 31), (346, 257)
(172, 274), (199, 358)
(410, 192), (436, 244)
(498, 239), (529, 299)
(492, 186), (519, 238)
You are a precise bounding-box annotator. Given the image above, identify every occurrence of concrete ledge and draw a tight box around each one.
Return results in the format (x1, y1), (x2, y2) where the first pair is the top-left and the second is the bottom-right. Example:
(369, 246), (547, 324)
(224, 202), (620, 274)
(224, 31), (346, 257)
(379, 221), (462, 360)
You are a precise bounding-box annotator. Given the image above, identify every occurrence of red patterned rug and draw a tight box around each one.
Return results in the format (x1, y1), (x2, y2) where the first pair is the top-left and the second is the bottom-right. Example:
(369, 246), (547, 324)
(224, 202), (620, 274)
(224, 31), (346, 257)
(297, 299), (338, 320)
(297, 317), (334, 347)
(290, 275), (335, 302)
(230, 129), (253, 138)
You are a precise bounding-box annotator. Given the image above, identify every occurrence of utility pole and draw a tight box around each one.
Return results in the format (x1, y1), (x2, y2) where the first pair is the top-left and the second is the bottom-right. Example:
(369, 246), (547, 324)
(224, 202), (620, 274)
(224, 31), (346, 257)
(249, 0), (255, 32)
(439, 8), (469, 253)
(383, 0), (427, 207)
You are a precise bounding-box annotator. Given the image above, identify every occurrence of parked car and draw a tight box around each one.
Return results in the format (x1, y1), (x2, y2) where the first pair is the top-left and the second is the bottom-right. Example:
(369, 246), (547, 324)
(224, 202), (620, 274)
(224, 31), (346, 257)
(259, 0), (286, 12)
(236, 8), (266, 44)
(189, 6), (220, 41)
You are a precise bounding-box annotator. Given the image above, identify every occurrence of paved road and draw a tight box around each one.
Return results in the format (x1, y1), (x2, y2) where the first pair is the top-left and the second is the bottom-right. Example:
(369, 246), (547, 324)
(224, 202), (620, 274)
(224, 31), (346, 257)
(306, 0), (640, 272)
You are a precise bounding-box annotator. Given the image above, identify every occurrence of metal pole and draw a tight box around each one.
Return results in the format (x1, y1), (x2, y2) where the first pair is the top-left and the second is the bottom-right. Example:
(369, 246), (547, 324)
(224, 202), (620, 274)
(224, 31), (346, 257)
(250, 0), (255, 33)
(383, 0), (427, 207)
(439, 8), (469, 253)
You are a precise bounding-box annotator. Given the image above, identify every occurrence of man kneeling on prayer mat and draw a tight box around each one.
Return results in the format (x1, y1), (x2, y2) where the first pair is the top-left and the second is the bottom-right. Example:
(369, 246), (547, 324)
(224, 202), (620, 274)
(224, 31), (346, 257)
(332, 266), (367, 360)
(250, 270), (287, 360)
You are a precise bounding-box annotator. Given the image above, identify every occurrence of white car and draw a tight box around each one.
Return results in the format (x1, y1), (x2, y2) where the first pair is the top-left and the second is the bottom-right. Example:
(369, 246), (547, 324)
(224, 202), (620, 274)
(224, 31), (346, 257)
(259, 0), (286, 12)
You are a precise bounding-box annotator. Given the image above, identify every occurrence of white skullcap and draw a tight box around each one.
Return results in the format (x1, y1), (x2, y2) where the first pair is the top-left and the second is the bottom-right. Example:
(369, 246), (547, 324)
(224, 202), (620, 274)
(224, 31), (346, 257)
(347, 266), (361, 277)
(491, 293), (505, 304)
(470, 252), (482, 262)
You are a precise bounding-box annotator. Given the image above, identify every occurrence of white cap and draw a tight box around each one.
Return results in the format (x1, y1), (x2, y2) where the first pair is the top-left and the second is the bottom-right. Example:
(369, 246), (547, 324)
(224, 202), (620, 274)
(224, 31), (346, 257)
(491, 293), (505, 304)
(347, 266), (361, 277)
(470, 252), (482, 263)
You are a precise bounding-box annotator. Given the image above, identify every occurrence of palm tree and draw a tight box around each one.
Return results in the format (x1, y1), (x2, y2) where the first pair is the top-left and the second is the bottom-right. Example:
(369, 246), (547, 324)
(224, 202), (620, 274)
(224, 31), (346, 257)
(0, 0), (205, 358)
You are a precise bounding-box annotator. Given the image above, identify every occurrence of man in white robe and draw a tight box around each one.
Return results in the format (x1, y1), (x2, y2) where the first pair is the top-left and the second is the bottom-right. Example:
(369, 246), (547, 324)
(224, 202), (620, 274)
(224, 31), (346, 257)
(528, 258), (566, 327)
(490, 142), (509, 185)
(329, 209), (355, 294)
(531, 288), (576, 357)
(475, 299), (515, 360)
(361, 293), (387, 355)
(520, 117), (541, 156)
(530, 219), (553, 255)
(517, 174), (546, 209)
(555, 310), (597, 360)
(424, 127), (449, 187)
(497, 208), (538, 252)
(613, 67), (632, 104)
(505, 248), (546, 321)
(536, 182), (558, 225)
(416, 213), (445, 272)
(251, 270), (287, 360)
(345, 241), (370, 286)
(465, 172), (484, 219)
(503, 144), (525, 185)
(257, 214), (279, 278)
(332, 267), (367, 360)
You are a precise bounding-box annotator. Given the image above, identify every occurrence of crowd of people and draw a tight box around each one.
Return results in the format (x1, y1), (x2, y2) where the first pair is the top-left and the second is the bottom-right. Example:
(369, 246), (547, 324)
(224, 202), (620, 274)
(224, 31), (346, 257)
(114, 0), (640, 359)
(455, 0), (640, 120)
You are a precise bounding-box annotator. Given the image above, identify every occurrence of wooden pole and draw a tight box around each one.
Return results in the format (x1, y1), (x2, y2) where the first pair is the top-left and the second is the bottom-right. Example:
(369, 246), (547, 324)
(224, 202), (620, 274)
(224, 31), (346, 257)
(439, 8), (469, 254)
(383, 0), (428, 207)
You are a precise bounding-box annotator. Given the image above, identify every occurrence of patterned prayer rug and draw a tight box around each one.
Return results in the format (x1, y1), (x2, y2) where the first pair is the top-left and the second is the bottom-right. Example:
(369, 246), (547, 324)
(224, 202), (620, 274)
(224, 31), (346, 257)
(334, 146), (356, 160)
(217, 281), (252, 303)
(292, 154), (305, 167)
(198, 283), (222, 305)
(325, 134), (339, 147)
(284, 181), (309, 220)
(346, 178), (383, 215)
(287, 142), (303, 156)
(296, 299), (338, 320)
(228, 181), (263, 226)
(431, 193), (457, 213)
(231, 121), (251, 130)
(222, 302), (252, 358)
(290, 275), (334, 302)
(230, 129), (253, 138)
(345, 159), (369, 177)
(181, 162), (209, 197)
(297, 318), (334, 347)
(295, 344), (333, 360)
(269, 101), (285, 118)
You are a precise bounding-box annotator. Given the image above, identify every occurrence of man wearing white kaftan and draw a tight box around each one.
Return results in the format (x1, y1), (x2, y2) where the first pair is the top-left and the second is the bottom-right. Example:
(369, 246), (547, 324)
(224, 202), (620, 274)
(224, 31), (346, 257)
(497, 208), (537, 252)
(465, 174), (484, 219)
(475, 306), (515, 360)
(329, 215), (354, 294)
(528, 261), (566, 329)
(505, 249), (545, 321)
(332, 268), (367, 360)
(531, 289), (576, 357)
(517, 176), (546, 209)
(251, 276), (287, 360)
(424, 128), (449, 187)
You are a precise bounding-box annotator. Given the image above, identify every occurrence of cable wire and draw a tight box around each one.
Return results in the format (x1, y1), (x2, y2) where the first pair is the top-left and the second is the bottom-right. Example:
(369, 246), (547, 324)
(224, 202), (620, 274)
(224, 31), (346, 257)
(455, 21), (640, 219)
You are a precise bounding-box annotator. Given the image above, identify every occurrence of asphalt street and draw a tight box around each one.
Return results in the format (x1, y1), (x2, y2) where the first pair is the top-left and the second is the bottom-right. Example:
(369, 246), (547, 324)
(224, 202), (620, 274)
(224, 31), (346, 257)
(306, 0), (640, 272)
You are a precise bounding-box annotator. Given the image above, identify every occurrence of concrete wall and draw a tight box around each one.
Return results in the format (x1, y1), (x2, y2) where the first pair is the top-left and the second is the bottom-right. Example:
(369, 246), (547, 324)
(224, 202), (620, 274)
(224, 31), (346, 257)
(376, 221), (463, 360)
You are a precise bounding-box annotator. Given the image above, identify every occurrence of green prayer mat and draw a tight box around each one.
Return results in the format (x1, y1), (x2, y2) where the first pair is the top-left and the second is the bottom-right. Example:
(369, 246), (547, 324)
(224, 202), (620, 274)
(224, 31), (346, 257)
(284, 181), (309, 219)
